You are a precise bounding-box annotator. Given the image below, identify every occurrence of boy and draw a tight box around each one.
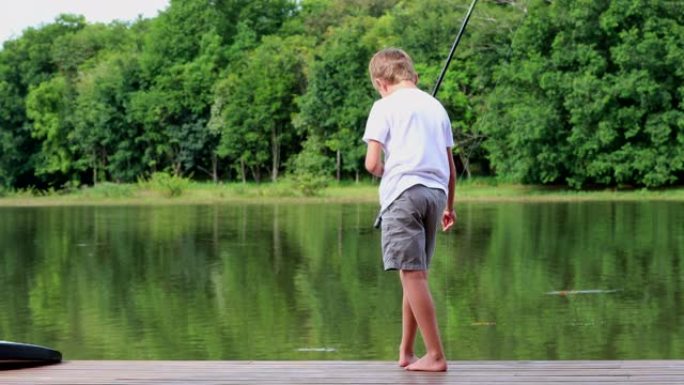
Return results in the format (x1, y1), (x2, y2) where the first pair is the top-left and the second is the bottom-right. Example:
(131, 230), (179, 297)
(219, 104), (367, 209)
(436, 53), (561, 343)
(363, 48), (456, 372)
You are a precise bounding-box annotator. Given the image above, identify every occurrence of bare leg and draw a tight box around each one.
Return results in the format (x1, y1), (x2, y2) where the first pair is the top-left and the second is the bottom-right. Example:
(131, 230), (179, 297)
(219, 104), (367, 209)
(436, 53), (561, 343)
(400, 270), (447, 372)
(399, 291), (418, 367)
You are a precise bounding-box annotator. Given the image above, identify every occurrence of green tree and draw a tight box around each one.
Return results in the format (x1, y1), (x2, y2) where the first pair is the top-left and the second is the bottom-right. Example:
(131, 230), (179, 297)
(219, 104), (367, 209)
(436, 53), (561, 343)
(0, 14), (86, 187)
(25, 75), (74, 180)
(51, 21), (131, 77)
(285, 0), (398, 40)
(132, 31), (223, 177)
(0, 72), (26, 187)
(298, 17), (375, 181)
(140, 0), (221, 76)
(217, 0), (296, 40)
(480, 0), (684, 187)
(72, 51), (141, 183)
(63, 21), (149, 184)
(211, 35), (311, 182)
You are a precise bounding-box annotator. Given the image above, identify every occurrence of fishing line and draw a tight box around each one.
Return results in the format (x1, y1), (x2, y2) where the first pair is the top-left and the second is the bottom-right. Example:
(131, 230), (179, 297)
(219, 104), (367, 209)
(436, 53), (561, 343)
(433, 0), (479, 353)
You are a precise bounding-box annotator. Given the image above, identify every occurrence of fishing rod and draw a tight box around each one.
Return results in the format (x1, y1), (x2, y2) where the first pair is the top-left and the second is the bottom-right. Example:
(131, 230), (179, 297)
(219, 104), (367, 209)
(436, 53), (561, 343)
(433, 1), (480, 351)
(432, 0), (479, 97)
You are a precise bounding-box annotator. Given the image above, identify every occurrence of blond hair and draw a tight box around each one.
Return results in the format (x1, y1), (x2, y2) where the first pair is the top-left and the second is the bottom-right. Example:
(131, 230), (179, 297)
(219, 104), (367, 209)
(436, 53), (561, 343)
(368, 48), (417, 86)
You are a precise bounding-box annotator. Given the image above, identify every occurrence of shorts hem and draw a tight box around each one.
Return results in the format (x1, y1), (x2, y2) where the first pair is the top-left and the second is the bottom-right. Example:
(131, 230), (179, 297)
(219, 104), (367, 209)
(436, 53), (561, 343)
(383, 263), (428, 271)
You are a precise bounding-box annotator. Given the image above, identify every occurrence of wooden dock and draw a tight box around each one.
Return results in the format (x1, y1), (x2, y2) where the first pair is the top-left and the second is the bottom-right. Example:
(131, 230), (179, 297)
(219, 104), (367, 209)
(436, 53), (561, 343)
(2, 360), (684, 384)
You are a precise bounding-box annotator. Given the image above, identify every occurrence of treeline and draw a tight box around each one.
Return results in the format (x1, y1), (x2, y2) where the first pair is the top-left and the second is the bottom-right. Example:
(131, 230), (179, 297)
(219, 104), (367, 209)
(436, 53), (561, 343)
(0, 0), (682, 190)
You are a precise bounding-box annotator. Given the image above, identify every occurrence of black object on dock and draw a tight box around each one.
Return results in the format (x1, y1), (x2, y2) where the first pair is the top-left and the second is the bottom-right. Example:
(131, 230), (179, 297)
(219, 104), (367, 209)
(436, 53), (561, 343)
(0, 340), (62, 368)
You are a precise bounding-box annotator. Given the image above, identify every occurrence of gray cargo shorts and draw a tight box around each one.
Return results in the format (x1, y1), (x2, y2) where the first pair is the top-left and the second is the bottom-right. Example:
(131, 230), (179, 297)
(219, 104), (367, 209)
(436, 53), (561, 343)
(381, 184), (447, 271)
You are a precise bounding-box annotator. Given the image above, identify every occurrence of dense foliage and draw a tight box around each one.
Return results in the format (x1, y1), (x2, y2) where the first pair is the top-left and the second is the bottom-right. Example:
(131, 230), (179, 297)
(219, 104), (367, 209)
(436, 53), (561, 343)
(480, 0), (684, 188)
(0, 0), (682, 189)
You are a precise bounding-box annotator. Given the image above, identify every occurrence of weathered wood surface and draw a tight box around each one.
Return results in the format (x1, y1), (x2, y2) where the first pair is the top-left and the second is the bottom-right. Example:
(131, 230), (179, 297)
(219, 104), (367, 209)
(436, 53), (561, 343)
(2, 360), (684, 384)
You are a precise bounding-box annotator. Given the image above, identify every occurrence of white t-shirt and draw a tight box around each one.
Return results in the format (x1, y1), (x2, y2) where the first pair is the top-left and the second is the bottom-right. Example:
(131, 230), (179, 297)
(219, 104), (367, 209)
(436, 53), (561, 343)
(363, 87), (454, 212)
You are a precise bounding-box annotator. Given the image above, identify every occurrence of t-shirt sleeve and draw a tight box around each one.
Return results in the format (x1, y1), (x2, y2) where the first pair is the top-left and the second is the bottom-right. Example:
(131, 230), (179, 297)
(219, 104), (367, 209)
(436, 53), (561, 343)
(443, 110), (455, 148)
(363, 102), (389, 145)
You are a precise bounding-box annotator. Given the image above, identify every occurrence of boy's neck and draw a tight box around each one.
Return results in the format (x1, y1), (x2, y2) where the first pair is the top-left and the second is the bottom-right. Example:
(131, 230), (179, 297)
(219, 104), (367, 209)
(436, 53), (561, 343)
(381, 80), (417, 98)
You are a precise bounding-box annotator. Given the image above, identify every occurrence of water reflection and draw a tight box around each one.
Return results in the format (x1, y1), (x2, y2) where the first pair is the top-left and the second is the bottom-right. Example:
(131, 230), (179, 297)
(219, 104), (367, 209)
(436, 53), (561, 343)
(0, 202), (682, 359)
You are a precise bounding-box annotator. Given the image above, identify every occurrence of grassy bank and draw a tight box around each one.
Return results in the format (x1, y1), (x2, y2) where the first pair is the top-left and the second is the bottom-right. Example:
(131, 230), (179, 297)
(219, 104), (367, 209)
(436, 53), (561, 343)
(2, 178), (684, 207)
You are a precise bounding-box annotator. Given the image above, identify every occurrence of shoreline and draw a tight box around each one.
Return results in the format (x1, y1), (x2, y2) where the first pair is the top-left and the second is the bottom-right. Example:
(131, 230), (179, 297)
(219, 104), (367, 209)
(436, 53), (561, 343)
(1, 181), (683, 207)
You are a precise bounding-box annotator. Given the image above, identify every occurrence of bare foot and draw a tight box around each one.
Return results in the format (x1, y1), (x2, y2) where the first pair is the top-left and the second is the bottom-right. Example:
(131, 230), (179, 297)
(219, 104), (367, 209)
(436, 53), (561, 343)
(398, 352), (418, 367)
(405, 354), (448, 372)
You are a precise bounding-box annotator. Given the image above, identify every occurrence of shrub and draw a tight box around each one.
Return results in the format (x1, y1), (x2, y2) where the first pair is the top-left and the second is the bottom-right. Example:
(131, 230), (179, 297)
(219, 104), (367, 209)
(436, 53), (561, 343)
(60, 180), (81, 195)
(288, 135), (333, 196)
(84, 182), (134, 198)
(140, 172), (191, 197)
(292, 173), (329, 196)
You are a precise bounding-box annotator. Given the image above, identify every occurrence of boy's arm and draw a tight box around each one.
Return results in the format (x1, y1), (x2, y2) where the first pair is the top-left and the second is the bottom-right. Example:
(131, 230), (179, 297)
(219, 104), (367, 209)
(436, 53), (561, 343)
(442, 147), (457, 231)
(365, 140), (384, 177)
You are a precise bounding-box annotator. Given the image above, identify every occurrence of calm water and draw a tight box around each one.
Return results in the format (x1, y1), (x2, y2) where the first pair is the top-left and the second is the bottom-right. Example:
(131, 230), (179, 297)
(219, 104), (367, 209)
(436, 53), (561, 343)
(1, 202), (683, 360)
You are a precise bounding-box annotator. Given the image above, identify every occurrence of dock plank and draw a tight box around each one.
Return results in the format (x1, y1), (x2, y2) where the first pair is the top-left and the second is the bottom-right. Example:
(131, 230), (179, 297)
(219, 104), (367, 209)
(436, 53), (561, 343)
(2, 360), (684, 384)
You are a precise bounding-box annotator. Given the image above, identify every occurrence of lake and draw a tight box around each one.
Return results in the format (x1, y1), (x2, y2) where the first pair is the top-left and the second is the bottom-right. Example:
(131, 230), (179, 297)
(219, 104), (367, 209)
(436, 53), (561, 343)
(1, 201), (683, 360)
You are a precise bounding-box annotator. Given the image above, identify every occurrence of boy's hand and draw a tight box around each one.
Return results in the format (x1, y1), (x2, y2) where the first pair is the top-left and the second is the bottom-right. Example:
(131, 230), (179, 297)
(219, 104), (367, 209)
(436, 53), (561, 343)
(442, 209), (456, 231)
(364, 140), (384, 177)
